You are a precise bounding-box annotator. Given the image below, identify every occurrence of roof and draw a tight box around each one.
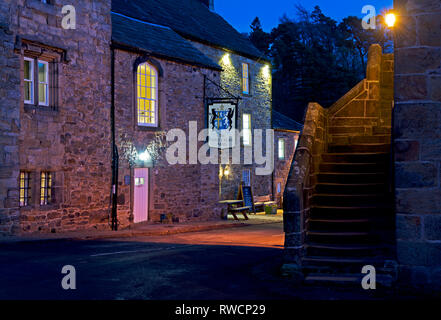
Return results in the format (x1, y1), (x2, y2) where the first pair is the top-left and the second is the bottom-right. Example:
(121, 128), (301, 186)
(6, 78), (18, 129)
(112, 0), (266, 61)
(112, 13), (221, 70)
(273, 110), (303, 132)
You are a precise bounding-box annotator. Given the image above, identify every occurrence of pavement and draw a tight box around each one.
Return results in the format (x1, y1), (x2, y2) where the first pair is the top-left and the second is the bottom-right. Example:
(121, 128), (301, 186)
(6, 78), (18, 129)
(0, 218), (435, 300)
(0, 213), (283, 243)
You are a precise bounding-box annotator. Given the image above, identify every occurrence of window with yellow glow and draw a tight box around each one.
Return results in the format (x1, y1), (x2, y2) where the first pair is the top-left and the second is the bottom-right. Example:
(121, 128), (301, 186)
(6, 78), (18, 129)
(242, 63), (249, 94)
(278, 138), (285, 160)
(137, 62), (158, 127)
(40, 172), (52, 206)
(19, 171), (31, 207)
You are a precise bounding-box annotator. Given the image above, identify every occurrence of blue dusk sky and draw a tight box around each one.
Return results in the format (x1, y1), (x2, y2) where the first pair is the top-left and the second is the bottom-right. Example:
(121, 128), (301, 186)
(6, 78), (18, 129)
(215, 0), (394, 32)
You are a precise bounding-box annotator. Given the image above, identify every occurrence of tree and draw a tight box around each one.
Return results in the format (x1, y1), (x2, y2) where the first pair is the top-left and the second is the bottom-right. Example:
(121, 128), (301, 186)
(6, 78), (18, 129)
(249, 17), (270, 55)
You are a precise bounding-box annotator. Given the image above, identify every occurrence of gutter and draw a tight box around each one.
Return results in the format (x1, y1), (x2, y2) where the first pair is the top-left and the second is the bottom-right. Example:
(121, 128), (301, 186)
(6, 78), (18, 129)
(110, 46), (119, 231)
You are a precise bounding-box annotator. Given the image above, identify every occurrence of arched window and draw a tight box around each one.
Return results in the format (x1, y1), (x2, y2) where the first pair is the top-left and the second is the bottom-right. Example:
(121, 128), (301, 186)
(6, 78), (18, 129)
(136, 62), (158, 127)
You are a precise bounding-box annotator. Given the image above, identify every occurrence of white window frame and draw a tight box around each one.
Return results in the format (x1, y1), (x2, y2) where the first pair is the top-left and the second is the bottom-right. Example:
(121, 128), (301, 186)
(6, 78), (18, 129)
(242, 113), (252, 146)
(38, 60), (49, 107)
(136, 62), (159, 127)
(278, 138), (285, 160)
(24, 57), (34, 104)
(242, 63), (249, 94)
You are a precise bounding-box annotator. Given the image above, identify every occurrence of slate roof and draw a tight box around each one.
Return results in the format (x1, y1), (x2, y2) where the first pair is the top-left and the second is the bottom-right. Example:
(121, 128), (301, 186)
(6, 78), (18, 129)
(112, 13), (221, 70)
(112, 0), (267, 61)
(273, 110), (303, 132)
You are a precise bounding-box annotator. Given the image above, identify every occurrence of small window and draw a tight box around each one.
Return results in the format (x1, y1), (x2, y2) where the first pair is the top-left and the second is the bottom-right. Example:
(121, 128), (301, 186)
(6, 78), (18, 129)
(40, 172), (52, 205)
(19, 171), (31, 207)
(278, 139), (285, 160)
(242, 169), (251, 187)
(242, 63), (249, 94)
(137, 62), (158, 127)
(23, 57), (51, 107)
(243, 113), (252, 146)
(277, 182), (282, 194)
(38, 61), (49, 106)
(24, 58), (34, 104)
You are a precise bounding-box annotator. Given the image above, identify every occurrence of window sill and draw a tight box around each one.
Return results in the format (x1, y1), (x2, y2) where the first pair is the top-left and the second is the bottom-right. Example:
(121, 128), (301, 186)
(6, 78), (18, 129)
(24, 104), (59, 115)
(136, 125), (161, 132)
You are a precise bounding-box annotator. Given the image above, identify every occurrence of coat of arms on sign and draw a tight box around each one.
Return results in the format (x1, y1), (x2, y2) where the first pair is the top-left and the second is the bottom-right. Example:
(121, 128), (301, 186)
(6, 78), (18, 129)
(208, 102), (237, 149)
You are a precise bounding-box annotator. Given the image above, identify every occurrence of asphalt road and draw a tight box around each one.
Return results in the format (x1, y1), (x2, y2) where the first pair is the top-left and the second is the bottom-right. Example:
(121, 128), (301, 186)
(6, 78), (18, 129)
(0, 223), (429, 300)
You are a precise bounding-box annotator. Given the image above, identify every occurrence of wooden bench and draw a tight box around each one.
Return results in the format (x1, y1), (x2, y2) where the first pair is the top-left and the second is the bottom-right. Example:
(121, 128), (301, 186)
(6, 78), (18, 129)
(253, 195), (277, 213)
(229, 206), (251, 220)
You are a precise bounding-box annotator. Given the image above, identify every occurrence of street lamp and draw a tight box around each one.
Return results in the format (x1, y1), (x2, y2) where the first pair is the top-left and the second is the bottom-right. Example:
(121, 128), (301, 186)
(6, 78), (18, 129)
(385, 12), (396, 28)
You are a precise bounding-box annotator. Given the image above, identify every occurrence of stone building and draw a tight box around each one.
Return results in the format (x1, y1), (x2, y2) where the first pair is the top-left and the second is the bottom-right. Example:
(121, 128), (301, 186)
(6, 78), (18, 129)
(0, 0), (112, 234)
(272, 111), (301, 208)
(0, 0), (273, 234)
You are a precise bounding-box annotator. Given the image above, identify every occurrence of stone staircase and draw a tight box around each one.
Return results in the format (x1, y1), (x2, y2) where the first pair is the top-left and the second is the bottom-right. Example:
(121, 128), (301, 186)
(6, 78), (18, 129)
(282, 44), (396, 286)
(303, 126), (396, 285)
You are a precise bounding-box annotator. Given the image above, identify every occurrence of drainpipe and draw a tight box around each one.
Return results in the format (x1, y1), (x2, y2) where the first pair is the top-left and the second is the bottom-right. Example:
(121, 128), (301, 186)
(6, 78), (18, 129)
(110, 46), (119, 231)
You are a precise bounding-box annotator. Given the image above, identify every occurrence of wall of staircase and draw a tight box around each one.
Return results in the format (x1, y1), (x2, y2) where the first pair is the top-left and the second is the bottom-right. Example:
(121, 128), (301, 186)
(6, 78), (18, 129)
(282, 44), (396, 285)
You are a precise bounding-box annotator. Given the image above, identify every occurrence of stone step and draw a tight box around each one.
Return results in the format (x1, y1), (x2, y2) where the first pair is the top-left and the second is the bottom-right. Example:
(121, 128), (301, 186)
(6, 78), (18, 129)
(322, 152), (389, 163)
(305, 242), (392, 257)
(304, 273), (394, 287)
(309, 206), (394, 220)
(319, 162), (388, 173)
(314, 183), (389, 194)
(329, 126), (368, 135)
(308, 218), (372, 233)
(310, 193), (391, 207)
(330, 135), (391, 145)
(306, 231), (380, 245)
(328, 143), (390, 153)
(316, 172), (387, 184)
(329, 118), (379, 127)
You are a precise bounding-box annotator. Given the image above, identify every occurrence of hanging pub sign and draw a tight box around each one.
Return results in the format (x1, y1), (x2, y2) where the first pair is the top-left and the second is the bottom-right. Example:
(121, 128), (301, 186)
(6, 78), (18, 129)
(207, 101), (238, 149)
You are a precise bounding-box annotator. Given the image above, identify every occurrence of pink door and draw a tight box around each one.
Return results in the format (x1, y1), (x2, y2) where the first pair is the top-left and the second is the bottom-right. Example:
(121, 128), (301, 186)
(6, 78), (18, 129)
(134, 168), (149, 223)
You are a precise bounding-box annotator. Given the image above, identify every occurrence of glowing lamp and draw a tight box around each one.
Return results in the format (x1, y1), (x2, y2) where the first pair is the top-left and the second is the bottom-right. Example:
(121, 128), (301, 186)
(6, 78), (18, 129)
(138, 150), (151, 162)
(262, 64), (271, 79)
(385, 13), (396, 28)
(223, 167), (230, 176)
(221, 53), (231, 65)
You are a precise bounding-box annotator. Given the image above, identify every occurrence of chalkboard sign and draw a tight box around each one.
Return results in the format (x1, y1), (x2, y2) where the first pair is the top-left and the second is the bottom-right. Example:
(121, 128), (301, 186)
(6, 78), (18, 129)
(237, 183), (254, 212)
(242, 186), (253, 208)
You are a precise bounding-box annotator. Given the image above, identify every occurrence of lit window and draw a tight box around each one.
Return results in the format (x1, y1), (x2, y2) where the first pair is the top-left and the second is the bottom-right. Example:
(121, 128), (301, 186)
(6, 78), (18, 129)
(19, 171), (31, 207)
(137, 62), (158, 127)
(24, 58), (34, 104)
(278, 139), (285, 160)
(243, 113), (252, 146)
(23, 57), (50, 107)
(242, 63), (249, 94)
(242, 169), (251, 187)
(38, 61), (49, 106)
(277, 182), (281, 194)
(40, 172), (52, 205)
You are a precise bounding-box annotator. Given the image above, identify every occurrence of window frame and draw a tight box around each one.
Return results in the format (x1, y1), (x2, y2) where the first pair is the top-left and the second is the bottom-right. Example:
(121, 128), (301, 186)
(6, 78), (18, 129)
(38, 60), (49, 107)
(242, 169), (251, 187)
(242, 113), (252, 146)
(278, 138), (286, 160)
(19, 171), (31, 207)
(136, 62), (159, 128)
(40, 171), (53, 206)
(242, 63), (250, 95)
(23, 57), (34, 105)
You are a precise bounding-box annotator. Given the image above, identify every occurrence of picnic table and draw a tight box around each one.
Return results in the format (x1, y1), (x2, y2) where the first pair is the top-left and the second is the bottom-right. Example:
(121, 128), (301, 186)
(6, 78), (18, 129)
(218, 200), (250, 220)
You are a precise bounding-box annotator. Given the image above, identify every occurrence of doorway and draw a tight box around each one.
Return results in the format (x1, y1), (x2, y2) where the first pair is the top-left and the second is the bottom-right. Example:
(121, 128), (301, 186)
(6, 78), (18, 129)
(134, 168), (149, 223)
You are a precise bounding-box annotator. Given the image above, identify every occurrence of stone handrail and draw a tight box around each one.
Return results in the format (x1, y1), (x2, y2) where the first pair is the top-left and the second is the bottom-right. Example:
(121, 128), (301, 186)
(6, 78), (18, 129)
(282, 102), (327, 276)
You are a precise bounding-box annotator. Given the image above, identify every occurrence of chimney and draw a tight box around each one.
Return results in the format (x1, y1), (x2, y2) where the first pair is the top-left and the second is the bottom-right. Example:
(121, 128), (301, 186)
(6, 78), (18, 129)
(199, 0), (214, 11)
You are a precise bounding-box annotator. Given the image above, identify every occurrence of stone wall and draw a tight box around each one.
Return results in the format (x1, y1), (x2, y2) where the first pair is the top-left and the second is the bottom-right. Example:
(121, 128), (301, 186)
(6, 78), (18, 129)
(394, 0), (441, 288)
(190, 41), (273, 200)
(274, 130), (299, 207)
(0, 0), (112, 234)
(114, 49), (222, 223)
(0, 1), (21, 234)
